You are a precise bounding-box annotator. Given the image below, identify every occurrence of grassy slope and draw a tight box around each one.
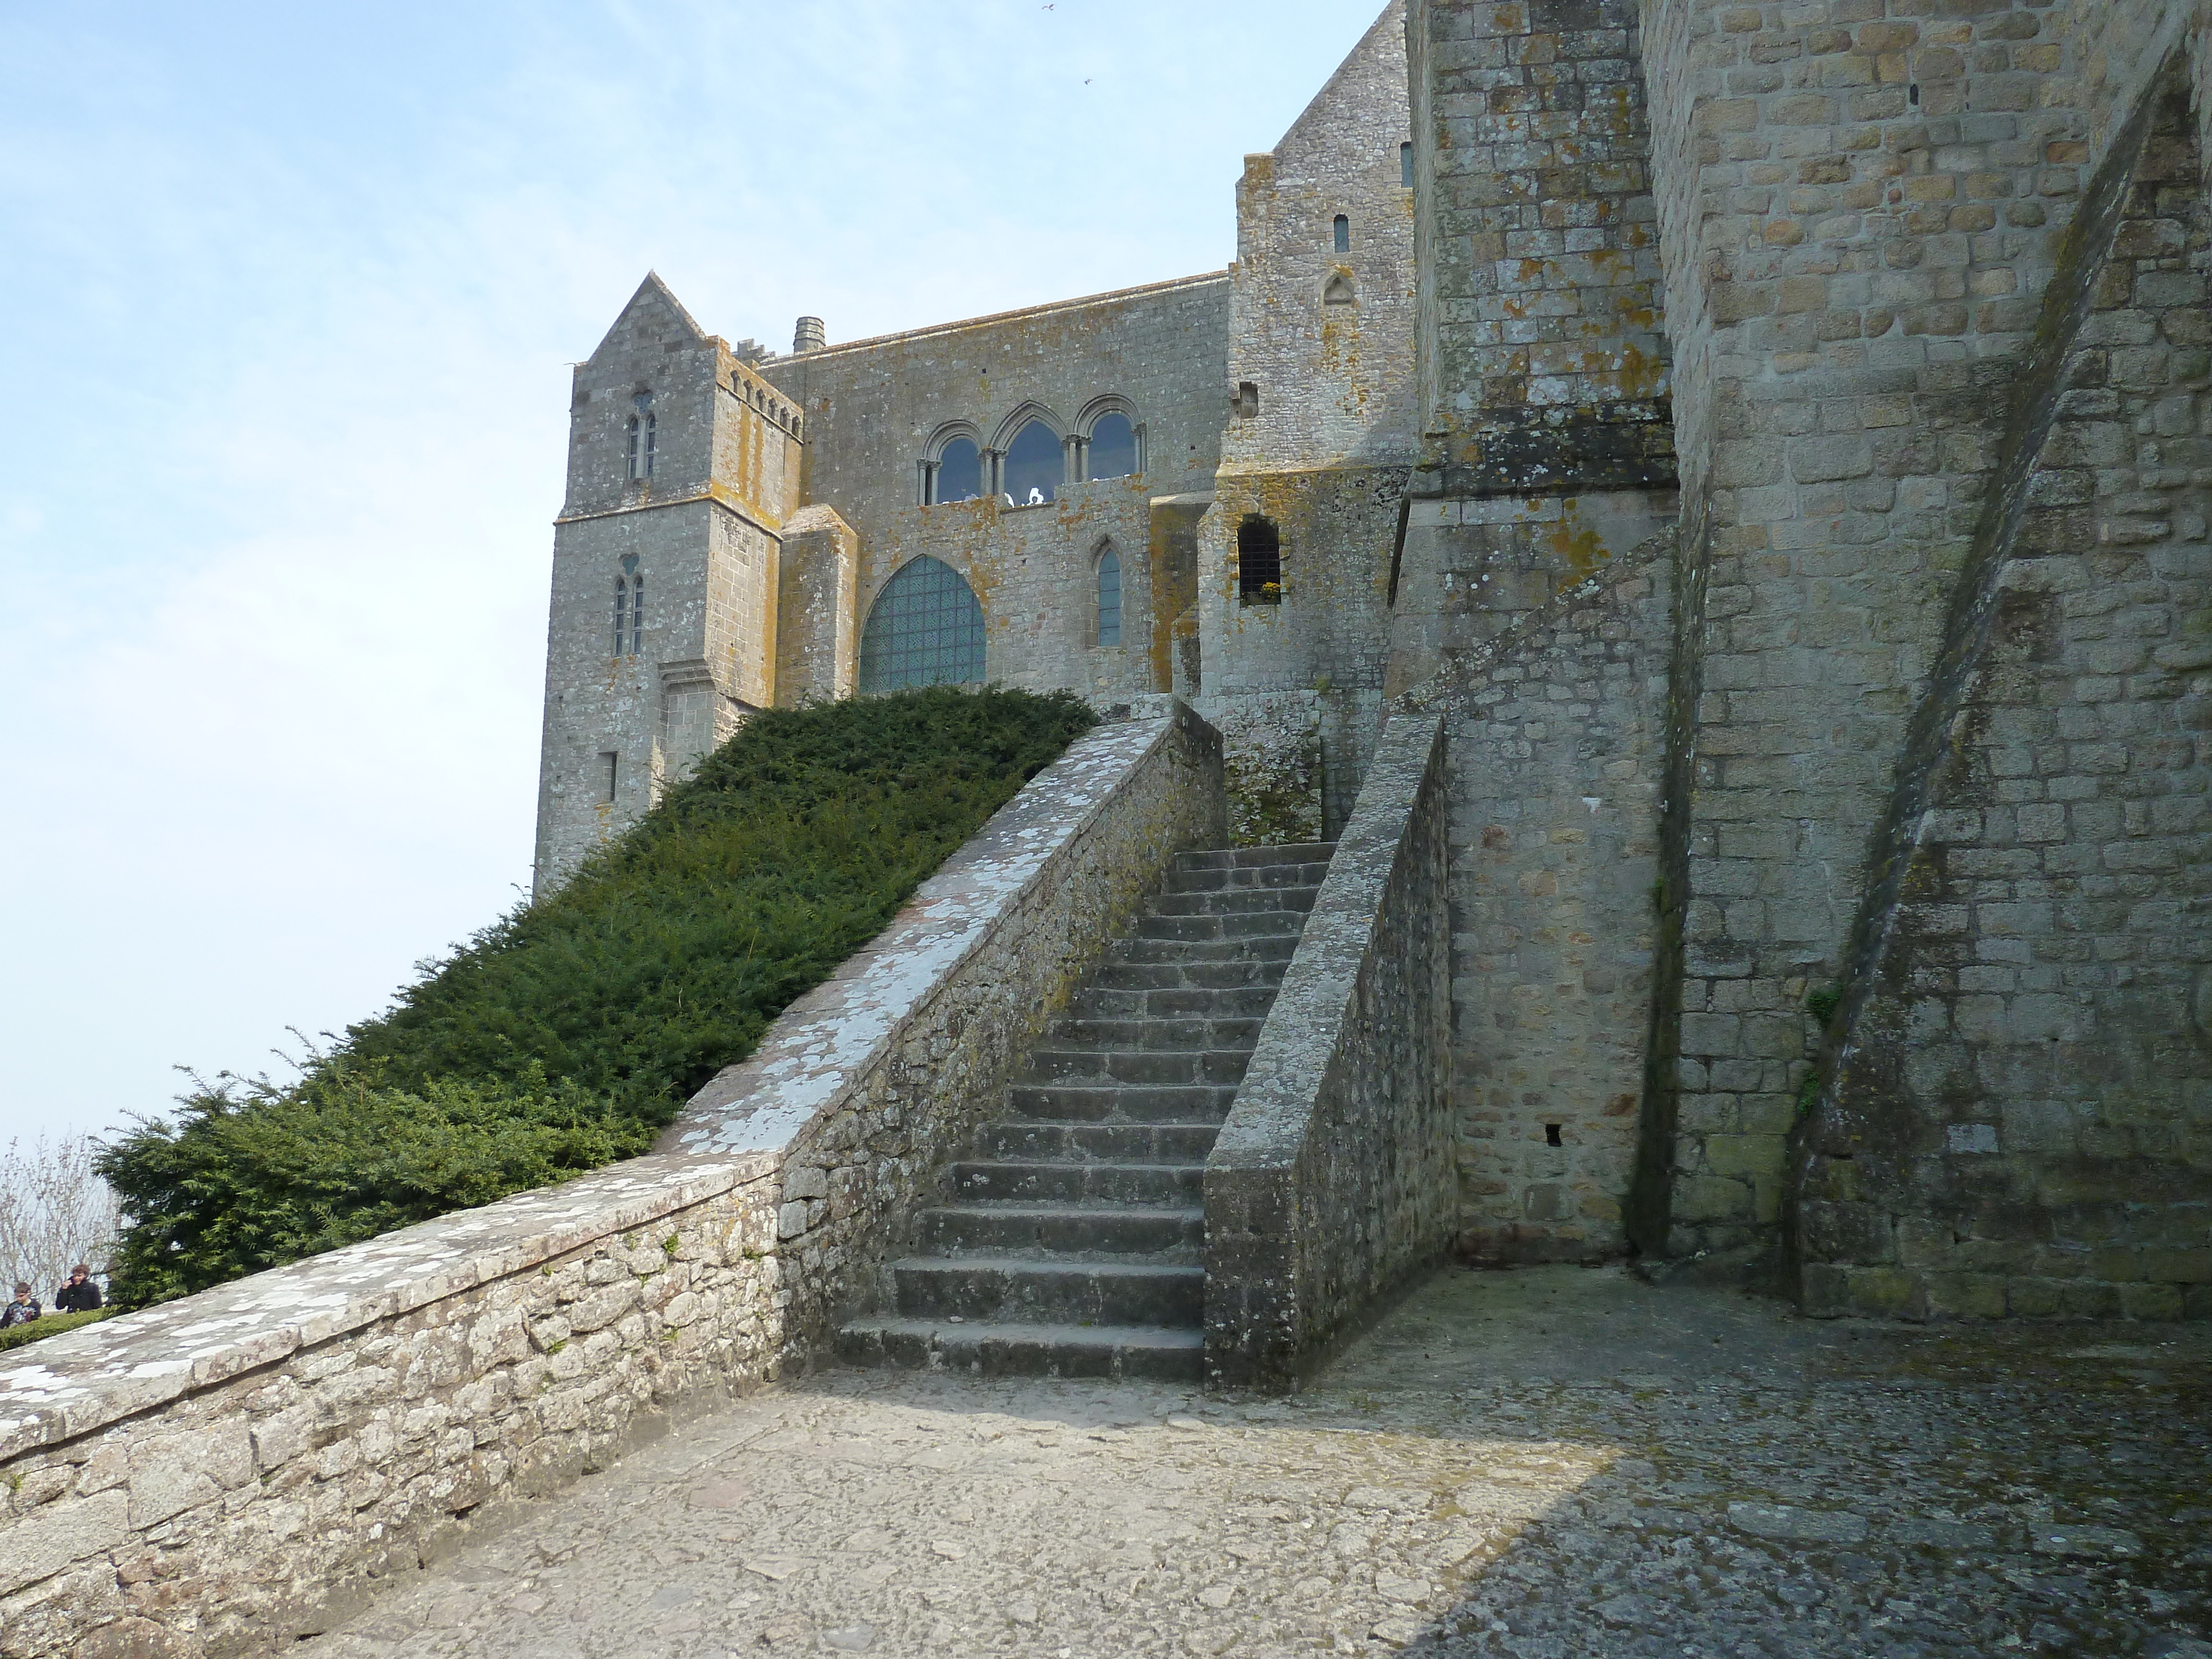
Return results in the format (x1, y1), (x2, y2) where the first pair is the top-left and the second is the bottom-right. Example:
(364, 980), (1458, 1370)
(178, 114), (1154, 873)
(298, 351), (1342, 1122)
(98, 687), (1096, 1305)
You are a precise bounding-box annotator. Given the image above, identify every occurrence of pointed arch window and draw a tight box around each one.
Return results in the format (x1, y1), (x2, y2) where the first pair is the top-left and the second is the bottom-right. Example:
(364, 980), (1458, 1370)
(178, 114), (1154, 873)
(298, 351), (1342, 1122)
(859, 556), (986, 692)
(626, 394), (656, 480)
(1095, 547), (1122, 648)
(613, 557), (645, 655)
(928, 436), (983, 504)
(1003, 419), (1062, 505)
(1087, 413), (1139, 480)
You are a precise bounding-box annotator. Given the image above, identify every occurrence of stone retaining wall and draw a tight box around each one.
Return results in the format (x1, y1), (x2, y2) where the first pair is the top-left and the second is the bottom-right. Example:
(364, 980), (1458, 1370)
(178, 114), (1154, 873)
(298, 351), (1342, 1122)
(0, 706), (1225, 1658)
(1203, 712), (1455, 1390)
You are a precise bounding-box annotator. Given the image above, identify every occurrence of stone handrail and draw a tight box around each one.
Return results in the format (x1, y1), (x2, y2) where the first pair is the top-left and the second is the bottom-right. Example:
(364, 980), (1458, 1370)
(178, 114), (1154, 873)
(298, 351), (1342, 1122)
(1203, 712), (1454, 1390)
(0, 702), (1224, 1658)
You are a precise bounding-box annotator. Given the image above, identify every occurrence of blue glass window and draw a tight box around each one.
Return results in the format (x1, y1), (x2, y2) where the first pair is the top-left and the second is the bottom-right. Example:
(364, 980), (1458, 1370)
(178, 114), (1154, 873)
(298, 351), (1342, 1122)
(1097, 549), (1121, 647)
(1003, 419), (1061, 504)
(859, 556), (986, 692)
(934, 437), (982, 503)
(1088, 414), (1138, 480)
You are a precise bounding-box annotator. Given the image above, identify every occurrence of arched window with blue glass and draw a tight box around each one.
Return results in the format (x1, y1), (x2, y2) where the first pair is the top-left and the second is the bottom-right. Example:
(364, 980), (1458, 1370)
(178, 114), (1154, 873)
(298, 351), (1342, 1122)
(924, 427), (984, 505)
(1094, 543), (1123, 648)
(1001, 418), (1063, 505)
(1087, 413), (1139, 480)
(858, 555), (987, 692)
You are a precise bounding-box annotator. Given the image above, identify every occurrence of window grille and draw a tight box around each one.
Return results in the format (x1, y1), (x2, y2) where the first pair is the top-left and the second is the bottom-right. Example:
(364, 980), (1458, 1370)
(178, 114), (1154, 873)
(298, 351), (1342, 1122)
(858, 556), (986, 692)
(1238, 517), (1282, 604)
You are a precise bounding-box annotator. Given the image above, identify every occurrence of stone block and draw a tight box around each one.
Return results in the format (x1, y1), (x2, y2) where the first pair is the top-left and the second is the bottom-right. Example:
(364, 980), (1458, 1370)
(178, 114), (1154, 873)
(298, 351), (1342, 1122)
(0, 1490), (128, 1598)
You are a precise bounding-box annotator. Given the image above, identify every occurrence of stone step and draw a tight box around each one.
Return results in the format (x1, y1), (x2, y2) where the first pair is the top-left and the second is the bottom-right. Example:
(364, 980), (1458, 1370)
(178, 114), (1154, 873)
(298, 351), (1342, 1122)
(1048, 1015), (1266, 1051)
(1113, 934), (1300, 968)
(1073, 984), (1280, 1020)
(1006, 1083), (1238, 1123)
(1175, 843), (1335, 872)
(1169, 859), (1333, 894)
(1021, 1047), (1253, 1087)
(1092, 957), (1291, 991)
(1136, 910), (1307, 944)
(974, 1120), (1221, 1163)
(914, 1203), (1205, 1258)
(836, 1318), (1204, 1382)
(892, 1256), (1204, 1326)
(1149, 884), (1320, 919)
(950, 1160), (1204, 1206)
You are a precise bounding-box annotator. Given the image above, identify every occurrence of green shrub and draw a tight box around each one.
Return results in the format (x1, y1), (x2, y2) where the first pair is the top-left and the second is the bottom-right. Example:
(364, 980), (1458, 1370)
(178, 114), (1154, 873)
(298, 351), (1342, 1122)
(98, 686), (1095, 1306)
(0, 1307), (115, 1354)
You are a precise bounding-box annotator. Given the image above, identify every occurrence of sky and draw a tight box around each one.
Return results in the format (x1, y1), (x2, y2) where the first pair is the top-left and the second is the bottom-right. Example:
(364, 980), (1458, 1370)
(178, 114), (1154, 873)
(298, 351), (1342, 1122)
(0, 0), (1390, 1145)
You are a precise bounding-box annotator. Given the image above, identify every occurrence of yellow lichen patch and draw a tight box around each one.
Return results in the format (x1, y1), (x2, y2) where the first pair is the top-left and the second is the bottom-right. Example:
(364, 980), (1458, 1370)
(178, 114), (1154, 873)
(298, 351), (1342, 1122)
(1546, 498), (1609, 585)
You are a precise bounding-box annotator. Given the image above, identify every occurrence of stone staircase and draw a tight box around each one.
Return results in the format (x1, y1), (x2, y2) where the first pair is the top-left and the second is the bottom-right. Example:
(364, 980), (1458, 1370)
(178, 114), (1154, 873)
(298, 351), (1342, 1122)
(836, 842), (1334, 1381)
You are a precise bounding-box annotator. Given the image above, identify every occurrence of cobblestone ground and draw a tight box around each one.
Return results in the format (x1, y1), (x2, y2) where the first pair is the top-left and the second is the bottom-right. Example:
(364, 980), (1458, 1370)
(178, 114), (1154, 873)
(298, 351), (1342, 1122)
(304, 1266), (2212, 1658)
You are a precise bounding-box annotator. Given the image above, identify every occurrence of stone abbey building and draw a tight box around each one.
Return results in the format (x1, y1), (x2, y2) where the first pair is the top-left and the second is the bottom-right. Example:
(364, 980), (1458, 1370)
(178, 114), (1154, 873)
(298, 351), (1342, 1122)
(537, 0), (2212, 1321)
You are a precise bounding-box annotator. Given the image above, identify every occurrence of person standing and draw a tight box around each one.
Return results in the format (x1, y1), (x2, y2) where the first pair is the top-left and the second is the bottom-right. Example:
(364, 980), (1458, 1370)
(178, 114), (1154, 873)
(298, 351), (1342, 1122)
(1, 1282), (40, 1329)
(54, 1264), (102, 1313)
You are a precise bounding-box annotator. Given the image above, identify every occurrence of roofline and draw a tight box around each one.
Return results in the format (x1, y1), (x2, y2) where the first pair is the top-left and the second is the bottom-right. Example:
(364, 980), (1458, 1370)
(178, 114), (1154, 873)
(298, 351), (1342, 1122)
(771, 270), (1231, 363)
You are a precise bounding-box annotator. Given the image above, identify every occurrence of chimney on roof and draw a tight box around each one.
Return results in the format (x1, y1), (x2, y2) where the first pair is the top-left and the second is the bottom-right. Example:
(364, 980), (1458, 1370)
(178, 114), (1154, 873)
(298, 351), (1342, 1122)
(792, 316), (827, 354)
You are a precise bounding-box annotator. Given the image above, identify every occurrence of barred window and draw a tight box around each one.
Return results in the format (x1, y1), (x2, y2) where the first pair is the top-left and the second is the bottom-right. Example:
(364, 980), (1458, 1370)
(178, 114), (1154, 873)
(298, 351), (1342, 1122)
(859, 555), (985, 692)
(1097, 548), (1121, 647)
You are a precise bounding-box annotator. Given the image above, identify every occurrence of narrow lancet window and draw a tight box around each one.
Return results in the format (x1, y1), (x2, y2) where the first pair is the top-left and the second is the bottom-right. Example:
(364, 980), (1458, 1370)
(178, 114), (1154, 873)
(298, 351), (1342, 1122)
(614, 558), (644, 655)
(1401, 142), (1413, 188)
(1332, 215), (1350, 253)
(627, 395), (656, 479)
(1097, 548), (1122, 647)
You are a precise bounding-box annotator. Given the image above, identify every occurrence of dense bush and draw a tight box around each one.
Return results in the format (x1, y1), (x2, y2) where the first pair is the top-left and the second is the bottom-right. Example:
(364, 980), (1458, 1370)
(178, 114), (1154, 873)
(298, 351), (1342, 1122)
(98, 687), (1096, 1306)
(0, 1307), (117, 1355)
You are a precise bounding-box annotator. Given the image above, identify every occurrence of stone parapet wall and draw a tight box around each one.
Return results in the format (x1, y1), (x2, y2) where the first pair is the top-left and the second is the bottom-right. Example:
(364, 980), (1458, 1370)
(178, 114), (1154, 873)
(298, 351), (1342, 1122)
(1204, 713), (1455, 1389)
(0, 1155), (780, 1657)
(665, 705), (1228, 1347)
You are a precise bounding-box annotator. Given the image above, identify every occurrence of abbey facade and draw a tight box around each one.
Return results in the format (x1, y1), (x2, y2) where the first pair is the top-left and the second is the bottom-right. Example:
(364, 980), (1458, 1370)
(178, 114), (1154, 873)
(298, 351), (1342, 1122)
(538, 0), (2212, 1319)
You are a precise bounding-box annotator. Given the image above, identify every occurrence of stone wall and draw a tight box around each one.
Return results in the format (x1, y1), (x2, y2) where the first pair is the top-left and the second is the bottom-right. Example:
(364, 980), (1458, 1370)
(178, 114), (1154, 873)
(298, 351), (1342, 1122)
(0, 1155), (782, 1658)
(760, 277), (1231, 703)
(1204, 714), (1454, 1389)
(1402, 536), (1676, 1262)
(662, 705), (1228, 1349)
(1793, 69), (2212, 1320)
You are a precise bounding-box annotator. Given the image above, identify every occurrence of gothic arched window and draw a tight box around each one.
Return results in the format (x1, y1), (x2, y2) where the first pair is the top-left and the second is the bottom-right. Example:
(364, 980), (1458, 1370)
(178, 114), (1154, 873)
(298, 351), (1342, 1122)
(931, 437), (982, 503)
(1088, 413), (1139, 480)
(1003, 419), (1062, 505)
(859, 556), (986, 692)
(1096, 547), (1122, 647)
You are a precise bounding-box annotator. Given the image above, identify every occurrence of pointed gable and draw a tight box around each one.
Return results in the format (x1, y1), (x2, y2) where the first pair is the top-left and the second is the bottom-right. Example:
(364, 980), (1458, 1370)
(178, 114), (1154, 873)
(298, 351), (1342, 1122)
(585, 270), (708, 368)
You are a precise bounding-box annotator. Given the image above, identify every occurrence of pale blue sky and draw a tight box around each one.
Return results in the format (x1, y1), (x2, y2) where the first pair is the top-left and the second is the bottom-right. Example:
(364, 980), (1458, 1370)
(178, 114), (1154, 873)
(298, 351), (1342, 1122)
(0, 0), (1390, 1141)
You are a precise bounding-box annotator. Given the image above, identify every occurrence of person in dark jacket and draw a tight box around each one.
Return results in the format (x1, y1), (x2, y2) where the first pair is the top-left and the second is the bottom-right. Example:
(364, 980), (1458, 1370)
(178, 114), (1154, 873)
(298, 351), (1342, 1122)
(2, 1282), (40, 1329)
(54, 1265), (102, 1313)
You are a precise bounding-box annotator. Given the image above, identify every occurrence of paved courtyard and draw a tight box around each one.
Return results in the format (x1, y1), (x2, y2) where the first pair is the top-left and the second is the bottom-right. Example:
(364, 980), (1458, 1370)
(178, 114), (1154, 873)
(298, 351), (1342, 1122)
(303, 1265), (2212, 1658)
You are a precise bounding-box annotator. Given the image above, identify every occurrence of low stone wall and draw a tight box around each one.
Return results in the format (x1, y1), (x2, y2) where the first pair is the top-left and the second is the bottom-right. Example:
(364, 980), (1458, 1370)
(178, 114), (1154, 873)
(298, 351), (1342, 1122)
(0, 1155), (780, 1657)
(0, 705), (1225, 1658)
(661, 700), (1227, 1347)
(1203, 713), (1455, 1390)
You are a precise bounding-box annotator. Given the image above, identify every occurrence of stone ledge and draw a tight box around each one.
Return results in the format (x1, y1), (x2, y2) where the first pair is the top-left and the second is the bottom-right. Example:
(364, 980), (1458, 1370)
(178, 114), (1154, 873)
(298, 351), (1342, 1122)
(0, 1151), (775, 1463)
